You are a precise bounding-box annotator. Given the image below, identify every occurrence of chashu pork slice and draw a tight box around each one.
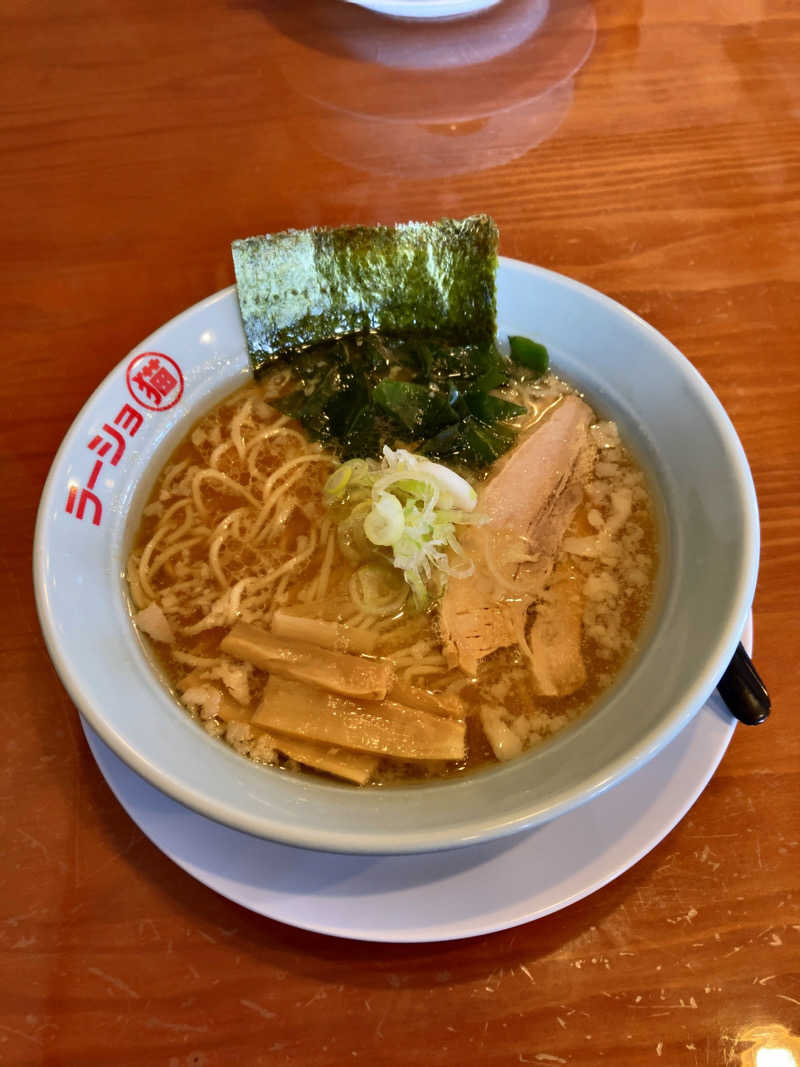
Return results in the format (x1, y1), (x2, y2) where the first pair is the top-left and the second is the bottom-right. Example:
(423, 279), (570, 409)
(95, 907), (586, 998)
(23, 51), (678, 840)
(439, 394), (593, 675)
(526, 559), (587, 697)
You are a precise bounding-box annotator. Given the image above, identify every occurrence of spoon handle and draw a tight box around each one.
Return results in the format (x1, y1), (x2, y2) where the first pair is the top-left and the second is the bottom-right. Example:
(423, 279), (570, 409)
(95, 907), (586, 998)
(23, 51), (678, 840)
(716, 643), (771, 725)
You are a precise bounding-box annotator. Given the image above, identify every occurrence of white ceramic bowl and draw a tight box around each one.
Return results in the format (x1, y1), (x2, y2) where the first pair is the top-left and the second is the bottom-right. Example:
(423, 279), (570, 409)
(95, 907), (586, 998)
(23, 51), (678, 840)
(34, 258), (759, 854)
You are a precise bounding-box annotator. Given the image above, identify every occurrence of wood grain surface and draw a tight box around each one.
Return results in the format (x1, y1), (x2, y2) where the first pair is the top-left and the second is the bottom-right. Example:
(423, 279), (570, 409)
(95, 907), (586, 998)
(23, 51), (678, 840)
(2, 0), (799, 1063)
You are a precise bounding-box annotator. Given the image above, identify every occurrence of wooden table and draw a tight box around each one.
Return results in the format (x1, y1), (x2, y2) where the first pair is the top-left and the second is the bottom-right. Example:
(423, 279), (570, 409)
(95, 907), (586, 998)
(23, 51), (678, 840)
(3, 0), (799, 1063)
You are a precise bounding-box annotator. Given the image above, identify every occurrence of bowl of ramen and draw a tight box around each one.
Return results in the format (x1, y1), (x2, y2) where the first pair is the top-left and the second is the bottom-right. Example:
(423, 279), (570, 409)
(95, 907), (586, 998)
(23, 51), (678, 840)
(34, 219), (759, 854)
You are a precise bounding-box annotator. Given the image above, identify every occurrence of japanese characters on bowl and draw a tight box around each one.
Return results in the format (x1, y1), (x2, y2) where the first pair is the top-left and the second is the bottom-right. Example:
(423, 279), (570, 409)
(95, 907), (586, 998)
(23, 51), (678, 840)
(64, 353), (184, 531)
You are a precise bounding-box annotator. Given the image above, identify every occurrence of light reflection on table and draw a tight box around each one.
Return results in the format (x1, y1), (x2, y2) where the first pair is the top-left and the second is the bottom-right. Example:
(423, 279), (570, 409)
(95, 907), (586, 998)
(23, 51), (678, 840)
(731, 1024), (800, 1067)
(267, 0), (596, 177)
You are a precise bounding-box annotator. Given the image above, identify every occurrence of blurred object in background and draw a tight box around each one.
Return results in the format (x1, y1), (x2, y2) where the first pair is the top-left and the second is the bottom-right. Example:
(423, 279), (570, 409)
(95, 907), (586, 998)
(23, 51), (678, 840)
(265, 0), (596, 178)
(339, 0), (504, 19)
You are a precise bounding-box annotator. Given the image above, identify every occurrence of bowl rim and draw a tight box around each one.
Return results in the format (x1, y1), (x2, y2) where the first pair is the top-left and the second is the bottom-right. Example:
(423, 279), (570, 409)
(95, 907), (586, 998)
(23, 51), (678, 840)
(33, 258), (760, 854)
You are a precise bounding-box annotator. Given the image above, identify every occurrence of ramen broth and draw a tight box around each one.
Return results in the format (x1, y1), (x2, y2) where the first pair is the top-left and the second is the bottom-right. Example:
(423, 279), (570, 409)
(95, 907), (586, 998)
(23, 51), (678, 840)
(127, 360), (657, 786)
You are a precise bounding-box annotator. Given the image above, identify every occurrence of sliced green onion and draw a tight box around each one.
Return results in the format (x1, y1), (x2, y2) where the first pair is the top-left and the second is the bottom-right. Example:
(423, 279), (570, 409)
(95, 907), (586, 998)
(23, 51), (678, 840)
(364, 491), (405, 546)
(324, 448), (483, 610)
(324, 464), (352, 500)
(508, 335), (549, 376)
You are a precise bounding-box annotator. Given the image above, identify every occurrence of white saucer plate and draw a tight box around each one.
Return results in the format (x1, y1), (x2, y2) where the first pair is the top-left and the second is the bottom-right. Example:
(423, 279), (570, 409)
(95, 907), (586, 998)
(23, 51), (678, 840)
(81, 620), (748, 943)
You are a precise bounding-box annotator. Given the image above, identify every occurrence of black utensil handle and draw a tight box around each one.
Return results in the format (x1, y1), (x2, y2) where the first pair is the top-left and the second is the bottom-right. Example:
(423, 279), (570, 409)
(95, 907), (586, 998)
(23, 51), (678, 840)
(716, 642), (771, 725)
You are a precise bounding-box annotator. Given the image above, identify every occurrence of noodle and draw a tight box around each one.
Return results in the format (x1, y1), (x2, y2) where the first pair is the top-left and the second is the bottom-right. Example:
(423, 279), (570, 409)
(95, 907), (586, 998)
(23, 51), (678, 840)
(128, 366), (658, 787)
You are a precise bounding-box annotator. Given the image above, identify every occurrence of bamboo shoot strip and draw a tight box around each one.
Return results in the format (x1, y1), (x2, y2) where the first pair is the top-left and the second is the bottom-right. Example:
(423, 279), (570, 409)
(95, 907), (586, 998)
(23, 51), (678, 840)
(271, 609), (378, 655)
(253, 677), (467, 761)
(220, 622), (394, 700)
(271, 734), (378, 786)
(388, 681), (466, 720)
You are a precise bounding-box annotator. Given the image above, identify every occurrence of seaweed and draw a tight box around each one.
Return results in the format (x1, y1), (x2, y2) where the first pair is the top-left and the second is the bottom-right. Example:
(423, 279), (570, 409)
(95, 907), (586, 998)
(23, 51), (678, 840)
(372, 380), (460, 438)
(233, 215), (548, 470)
(232, 215), (498, 374)
(271, 330), (530, 468)
(420, 416), (518, 469)
(461, 392), (527, 424)
(508, 334), (549, 376)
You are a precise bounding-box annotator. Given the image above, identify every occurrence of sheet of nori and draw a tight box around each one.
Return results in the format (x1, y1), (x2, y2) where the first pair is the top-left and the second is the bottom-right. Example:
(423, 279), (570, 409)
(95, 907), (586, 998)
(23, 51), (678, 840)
(231, 215), (498, 374)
